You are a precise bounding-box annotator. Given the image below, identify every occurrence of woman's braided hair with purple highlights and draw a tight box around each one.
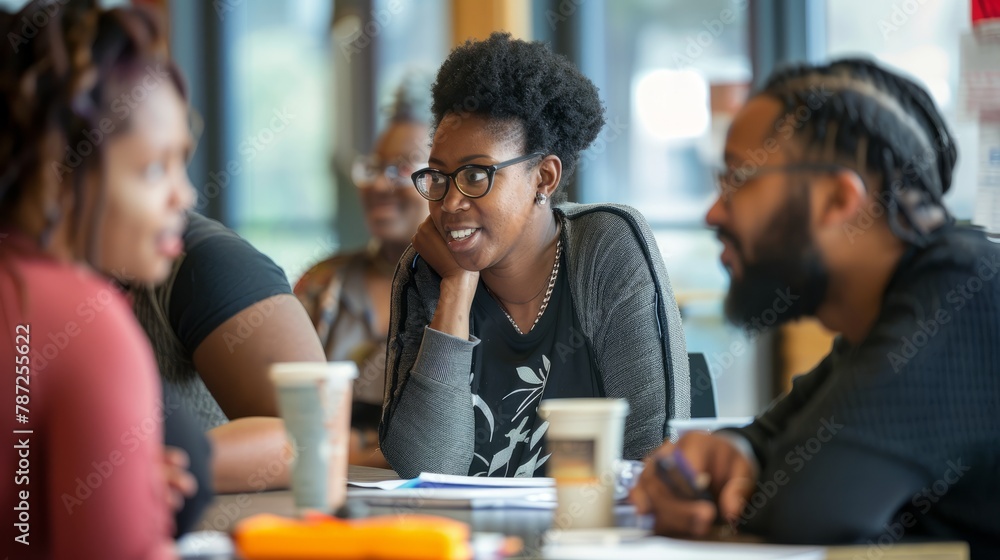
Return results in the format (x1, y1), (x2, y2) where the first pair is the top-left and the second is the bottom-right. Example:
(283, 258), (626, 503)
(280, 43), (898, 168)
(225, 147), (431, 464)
(0, 0), (185, 261)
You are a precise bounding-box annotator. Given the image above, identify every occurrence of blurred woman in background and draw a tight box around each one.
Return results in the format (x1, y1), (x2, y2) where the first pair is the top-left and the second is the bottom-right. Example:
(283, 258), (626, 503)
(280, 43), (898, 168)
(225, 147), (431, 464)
(296, 74), (431, 467)
(0, 1), (201, 556)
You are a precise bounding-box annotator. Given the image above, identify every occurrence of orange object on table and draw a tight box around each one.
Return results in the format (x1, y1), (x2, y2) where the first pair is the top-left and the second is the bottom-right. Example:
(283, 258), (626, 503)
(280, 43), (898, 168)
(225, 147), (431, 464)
(233, 512), (473, 560)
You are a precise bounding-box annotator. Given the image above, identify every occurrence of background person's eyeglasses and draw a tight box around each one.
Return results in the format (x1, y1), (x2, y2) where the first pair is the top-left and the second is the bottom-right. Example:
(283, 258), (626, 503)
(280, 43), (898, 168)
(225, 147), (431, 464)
(410, 152), (545, 201)
(352, 156), (424, 189)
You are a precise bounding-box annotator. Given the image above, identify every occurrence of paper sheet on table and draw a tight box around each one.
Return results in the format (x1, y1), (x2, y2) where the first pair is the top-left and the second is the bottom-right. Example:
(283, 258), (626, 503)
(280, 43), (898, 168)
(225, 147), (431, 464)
(346, 472), (558, 509)
(346, 486), (556, 509)
(543, 535), (824, 559)
(347, 472), (555, 490)
(411, 472), (554, 488)
(347, 479), (411, 490)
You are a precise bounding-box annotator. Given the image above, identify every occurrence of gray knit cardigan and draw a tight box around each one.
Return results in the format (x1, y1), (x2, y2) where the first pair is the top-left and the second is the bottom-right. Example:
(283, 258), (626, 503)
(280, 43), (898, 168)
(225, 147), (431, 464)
(379, 202), (690, 478)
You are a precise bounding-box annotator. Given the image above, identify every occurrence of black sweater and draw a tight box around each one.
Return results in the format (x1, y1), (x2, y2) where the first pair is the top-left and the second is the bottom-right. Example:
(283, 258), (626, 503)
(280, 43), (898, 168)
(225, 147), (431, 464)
(732, 226), (1000, 559)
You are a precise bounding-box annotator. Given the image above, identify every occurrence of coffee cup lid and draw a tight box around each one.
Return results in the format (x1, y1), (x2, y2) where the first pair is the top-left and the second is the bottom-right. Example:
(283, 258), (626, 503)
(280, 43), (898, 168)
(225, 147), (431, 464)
(538, 398), (630, 417)
(269, 361), (359, 384)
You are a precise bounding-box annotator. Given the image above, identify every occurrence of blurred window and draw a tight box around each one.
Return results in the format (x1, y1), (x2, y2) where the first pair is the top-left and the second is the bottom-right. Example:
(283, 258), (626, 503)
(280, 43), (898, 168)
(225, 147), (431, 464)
(225, 0), (335, 278)
(599, 0), (752, 226)
(593, 0), (764, 416)
(827, 0), (977, 218)
(225, 0), (449, 281)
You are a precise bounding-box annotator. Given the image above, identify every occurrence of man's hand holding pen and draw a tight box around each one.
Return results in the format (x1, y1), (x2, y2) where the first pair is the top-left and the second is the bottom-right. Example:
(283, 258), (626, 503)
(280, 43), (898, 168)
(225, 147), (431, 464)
(629, 431), (756, 538)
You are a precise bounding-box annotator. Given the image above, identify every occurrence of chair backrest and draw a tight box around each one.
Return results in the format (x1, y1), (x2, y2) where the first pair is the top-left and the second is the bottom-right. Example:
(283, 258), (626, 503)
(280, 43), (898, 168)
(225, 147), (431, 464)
(687, 352), (717, 418)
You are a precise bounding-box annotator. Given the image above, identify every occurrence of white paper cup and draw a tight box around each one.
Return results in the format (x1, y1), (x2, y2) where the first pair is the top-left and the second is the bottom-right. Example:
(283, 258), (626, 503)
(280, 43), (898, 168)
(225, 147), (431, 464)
(538, 398), (630, 529)
(269, 361), (357, 514)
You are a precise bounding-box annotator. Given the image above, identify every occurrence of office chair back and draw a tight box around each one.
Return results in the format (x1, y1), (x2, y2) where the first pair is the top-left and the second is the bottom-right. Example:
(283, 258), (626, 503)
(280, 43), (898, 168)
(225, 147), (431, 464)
(688, 352), (717, 418)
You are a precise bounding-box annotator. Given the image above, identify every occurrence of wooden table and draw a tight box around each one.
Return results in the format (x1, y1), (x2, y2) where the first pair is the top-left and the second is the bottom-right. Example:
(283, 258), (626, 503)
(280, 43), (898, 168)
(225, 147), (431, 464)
(198, 466), (969, 560)
(198, 465), (400, 533)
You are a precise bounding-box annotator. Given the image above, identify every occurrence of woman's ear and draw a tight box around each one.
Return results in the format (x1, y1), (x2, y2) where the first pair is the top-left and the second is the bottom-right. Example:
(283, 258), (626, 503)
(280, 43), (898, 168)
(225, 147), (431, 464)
(536, 155), (562, 198)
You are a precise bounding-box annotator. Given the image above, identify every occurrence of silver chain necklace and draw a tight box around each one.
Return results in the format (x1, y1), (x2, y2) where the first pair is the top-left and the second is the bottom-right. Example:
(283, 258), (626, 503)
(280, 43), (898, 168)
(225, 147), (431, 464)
(487, 237), (562, 335)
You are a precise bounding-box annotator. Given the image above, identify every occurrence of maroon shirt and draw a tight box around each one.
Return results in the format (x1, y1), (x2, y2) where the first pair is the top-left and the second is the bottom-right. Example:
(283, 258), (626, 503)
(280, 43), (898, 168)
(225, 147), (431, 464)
(1, 241), (175, 559)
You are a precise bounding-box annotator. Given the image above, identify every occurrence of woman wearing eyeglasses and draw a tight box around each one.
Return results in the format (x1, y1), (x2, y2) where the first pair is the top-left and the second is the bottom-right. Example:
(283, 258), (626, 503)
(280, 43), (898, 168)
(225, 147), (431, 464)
(295, 74), (431, 467)
(380, 33), (690, 479)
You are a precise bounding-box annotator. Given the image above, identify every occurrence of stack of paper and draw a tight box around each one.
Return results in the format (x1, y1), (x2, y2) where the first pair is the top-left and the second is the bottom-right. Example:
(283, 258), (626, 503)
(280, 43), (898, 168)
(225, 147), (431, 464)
(346, 472), (556, 509)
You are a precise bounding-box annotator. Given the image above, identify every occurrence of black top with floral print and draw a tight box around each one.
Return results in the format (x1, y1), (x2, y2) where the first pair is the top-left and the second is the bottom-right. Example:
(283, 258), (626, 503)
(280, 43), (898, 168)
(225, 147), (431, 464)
(468, 263), (601, 477)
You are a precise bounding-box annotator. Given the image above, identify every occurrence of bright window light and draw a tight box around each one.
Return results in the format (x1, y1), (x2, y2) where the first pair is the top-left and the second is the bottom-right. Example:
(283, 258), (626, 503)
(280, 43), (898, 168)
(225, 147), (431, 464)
(633, 69), (710, 142)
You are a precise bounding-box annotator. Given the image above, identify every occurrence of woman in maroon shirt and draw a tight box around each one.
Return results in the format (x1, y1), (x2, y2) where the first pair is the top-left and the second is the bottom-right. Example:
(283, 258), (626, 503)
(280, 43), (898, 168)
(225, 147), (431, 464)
(1, 1), (196, 557)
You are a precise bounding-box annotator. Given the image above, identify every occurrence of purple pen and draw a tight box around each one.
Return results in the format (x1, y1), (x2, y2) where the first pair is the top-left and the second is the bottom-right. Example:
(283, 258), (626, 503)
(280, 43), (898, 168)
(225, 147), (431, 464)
(654, 449), (713, 501)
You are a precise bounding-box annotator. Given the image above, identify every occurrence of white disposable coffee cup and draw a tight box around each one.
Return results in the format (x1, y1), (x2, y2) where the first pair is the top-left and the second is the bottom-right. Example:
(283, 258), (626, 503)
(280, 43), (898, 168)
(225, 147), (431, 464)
(269, 361), (358, 514)
(538, 398), (630, 529)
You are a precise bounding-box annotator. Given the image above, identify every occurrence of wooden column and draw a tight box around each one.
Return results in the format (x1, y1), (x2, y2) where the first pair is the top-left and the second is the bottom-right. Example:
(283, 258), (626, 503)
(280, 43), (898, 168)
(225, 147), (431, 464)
(777, 319), (836, 394)
(451, 0), (531, 46)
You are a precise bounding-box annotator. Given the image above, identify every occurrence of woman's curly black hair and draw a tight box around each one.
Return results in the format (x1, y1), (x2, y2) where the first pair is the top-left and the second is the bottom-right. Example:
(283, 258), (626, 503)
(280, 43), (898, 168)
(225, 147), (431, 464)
(758, 58), (957, 247)
(430, 32), (606, 199)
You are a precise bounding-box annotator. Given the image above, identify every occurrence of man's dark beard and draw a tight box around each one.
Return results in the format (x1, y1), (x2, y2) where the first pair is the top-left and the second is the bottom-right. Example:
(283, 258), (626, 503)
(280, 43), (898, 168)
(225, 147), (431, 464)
(722, 191), (829, 331)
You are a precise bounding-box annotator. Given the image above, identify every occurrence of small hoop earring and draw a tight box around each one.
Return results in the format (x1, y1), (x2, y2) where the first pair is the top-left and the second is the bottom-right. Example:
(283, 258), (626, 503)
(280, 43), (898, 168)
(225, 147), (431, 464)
(39, 203), (61, 248)
(535, 192), (548, 206)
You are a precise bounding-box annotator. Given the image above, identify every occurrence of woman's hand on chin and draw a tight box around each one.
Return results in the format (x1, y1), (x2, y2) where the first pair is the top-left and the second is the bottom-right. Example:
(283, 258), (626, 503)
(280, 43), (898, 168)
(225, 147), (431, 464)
(413, 216), (479, 283)
(416, 216), (479, 338)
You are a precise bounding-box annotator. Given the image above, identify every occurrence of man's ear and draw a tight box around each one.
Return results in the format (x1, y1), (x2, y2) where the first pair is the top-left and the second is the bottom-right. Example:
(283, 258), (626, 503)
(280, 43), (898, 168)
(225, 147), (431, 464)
(816, 169), (867, 229)
(535, 155), (562, 198)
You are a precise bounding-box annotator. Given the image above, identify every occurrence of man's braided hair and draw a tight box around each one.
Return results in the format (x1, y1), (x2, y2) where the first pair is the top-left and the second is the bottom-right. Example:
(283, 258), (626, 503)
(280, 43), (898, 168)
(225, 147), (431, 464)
(759, 58), (958, 246)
